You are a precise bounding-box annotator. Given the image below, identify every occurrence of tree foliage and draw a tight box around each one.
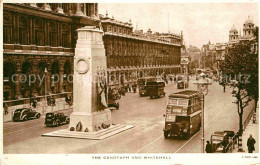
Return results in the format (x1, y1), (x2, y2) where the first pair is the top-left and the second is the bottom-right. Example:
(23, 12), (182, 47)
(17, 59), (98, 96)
(219, 39), (258, 134)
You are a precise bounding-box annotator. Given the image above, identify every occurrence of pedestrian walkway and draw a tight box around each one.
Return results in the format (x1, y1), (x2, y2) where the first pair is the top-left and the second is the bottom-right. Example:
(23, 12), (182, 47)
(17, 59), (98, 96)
(233, 103), (259, 153)
(3, 98), (72, 123)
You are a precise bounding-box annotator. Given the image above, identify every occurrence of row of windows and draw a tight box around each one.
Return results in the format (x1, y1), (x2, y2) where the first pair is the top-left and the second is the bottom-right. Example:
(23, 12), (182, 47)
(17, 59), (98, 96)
(108, 56), (180, 68)
(3, 12), (71, 47)
(104, 25), (132, 36)
(105, 43), (180, 57)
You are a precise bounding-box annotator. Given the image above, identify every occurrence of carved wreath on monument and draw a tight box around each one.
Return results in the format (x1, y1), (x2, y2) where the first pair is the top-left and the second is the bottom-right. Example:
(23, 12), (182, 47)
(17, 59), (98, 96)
(75, 58), (89, 74)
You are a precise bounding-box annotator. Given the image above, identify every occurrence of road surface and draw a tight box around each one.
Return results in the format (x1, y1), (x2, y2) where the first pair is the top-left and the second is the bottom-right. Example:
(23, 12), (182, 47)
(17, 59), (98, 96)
(3, 78), (254, 153)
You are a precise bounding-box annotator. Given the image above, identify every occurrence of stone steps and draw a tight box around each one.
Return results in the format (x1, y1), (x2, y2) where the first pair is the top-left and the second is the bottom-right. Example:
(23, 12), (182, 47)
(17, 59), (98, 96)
(42, 124), (134, 140)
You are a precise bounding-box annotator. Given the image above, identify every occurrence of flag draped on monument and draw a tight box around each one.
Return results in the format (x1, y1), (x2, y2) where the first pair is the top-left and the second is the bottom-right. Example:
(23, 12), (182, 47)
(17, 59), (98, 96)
(98, 68), (107, 108)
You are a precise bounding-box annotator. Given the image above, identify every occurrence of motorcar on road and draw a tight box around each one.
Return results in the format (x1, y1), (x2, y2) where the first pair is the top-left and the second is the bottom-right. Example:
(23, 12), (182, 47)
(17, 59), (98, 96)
(45, 112), (70, 127)
(13, 108), (41, 122)
(210, 130), (236, 153)
(176, 75), (189, 89)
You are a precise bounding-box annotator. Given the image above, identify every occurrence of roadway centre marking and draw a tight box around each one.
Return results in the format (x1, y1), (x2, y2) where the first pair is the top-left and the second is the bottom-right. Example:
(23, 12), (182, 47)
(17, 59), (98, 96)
(174, 130), (201, 153)
(135, 135), (163, 153)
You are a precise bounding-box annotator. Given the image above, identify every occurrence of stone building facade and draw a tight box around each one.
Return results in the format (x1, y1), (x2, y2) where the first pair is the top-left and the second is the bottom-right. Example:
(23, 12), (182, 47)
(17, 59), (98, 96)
(100, 14), (182, 87)
(3, 3), (99, 100)
(3, 3), (183, 101)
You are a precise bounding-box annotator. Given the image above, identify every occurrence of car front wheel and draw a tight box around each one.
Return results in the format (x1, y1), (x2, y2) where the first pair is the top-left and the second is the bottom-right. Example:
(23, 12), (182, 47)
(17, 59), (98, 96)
(36, 114), (41, 119)
(23, 116), (28, 121)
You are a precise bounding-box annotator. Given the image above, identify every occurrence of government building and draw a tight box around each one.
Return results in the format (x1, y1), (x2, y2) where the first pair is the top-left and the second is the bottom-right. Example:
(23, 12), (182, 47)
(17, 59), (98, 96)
(3, 3), (183, 102)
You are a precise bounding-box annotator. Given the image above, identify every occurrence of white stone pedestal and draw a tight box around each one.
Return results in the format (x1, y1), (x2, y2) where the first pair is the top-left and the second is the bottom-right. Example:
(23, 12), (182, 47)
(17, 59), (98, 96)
(42, 26), (133, 140)
(69, 109), (112, 132)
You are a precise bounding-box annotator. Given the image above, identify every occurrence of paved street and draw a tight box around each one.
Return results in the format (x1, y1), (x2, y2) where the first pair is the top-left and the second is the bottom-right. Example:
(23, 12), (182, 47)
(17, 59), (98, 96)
(3, 78), (254, 153)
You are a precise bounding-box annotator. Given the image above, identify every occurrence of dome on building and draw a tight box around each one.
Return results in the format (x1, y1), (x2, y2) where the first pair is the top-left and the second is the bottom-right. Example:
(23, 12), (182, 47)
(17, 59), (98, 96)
(230, 25), (238, 32)
(244, 16), (254, 25)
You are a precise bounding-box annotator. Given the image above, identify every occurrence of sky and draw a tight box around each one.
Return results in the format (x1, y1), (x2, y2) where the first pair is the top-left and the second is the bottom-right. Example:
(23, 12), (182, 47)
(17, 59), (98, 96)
(99, 3), (258, 48)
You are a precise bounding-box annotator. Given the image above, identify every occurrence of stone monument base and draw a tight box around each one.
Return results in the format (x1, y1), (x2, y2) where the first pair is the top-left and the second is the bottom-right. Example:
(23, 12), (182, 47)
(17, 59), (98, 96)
(42, 124), (134, 140)
(69, 109), (112, 132)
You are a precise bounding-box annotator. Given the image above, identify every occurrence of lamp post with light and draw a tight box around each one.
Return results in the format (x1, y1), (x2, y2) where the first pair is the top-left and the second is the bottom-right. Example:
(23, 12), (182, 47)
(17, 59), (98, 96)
(194, 72), (212, 153)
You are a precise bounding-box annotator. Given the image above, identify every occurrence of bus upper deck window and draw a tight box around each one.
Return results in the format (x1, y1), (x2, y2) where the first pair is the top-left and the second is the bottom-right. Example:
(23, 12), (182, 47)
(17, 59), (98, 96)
(178, 99), (189, 106)
(168, 98), (177, 105)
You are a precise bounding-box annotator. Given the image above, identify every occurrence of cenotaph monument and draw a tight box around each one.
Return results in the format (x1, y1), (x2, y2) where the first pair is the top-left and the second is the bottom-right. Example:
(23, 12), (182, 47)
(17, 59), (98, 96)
(43, 26), (133, 139)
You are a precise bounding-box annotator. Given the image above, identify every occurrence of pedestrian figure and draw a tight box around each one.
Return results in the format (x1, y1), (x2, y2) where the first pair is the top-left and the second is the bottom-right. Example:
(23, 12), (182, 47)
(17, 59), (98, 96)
(47, 96), (51, 106)
(133, 83), (137, 93)
(223, 84), (226, 92)
(247, 134), (256, 153)
(205, 140), (213, 153)
(4, 103), (8, 115)
(32, 97), (37, 108)
(228, 137), (234, 152)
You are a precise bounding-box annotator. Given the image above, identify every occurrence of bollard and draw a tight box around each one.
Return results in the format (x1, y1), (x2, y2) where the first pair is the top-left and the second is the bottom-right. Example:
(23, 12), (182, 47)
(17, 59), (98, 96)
(253, 112), (256, 123)
(237, 135), (244, 152)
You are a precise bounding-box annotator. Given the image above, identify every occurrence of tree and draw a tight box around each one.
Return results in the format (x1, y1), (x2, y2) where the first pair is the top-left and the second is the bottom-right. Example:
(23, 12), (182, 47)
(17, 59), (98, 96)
(245, 27), (259, 118)
(220, 40), (257, 135)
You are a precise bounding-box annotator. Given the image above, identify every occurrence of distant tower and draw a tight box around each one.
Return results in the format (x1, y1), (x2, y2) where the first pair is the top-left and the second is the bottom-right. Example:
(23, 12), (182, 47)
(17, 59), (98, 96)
(229, 24), (238, 41)
(243, 16), (255, 38)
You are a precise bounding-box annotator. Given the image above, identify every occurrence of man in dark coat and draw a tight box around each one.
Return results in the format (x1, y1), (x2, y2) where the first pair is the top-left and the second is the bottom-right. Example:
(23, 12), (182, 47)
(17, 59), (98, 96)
(247, 134), (256, 153)
(205, 140), (213, 153)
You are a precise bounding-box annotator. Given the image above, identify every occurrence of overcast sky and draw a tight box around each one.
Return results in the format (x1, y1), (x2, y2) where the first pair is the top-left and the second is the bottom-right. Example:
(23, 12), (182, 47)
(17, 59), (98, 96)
(99, 3), (258, 48)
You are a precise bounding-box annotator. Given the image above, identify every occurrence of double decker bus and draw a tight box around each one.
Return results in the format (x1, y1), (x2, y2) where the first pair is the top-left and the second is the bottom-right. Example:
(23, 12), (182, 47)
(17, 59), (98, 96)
(163, 90), (202, 139)
(146, 81), (166, 99)
(137, 77), (157, 96)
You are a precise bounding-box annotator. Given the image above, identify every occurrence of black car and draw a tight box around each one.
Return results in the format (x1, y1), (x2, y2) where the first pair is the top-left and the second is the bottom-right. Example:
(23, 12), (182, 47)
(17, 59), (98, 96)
(45, 112), (70, 127)
(210, 130), (236, 153)
(13, 108), (41, 122)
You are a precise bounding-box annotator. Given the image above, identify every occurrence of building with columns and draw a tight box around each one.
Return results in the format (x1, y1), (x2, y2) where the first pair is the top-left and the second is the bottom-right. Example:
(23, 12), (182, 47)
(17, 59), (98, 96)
(100, 14), (182, 88)
(3, 3), (183, 101)
(3, 3), (99, 100)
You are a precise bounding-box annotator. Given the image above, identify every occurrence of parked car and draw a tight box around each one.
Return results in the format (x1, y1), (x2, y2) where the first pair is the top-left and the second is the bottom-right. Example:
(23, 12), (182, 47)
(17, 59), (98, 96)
(13, 108), (41, 122)
(45, 112), (70, 127)
(210, 130), (236, 153)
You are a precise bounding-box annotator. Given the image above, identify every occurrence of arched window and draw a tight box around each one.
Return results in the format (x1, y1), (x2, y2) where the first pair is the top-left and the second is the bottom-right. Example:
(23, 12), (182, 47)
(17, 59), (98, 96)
(3, 12), (12, 44)
(51, 61), (60, 93)
(34, 19), (45, 46)
(63, 61), (72, 92)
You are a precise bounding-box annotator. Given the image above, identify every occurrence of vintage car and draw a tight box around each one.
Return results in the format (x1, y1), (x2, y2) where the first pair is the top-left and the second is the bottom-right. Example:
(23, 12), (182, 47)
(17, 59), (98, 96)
(139, 86), (147, 97)
(176, 76), (189, 89)
(13, 108), (41, 122)
(210, 131), (236, 153)
(45, 112), (70, 127)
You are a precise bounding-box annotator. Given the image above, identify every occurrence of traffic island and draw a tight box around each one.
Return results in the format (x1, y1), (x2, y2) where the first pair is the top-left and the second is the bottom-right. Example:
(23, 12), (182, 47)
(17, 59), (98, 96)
(42, 26), (134, 140)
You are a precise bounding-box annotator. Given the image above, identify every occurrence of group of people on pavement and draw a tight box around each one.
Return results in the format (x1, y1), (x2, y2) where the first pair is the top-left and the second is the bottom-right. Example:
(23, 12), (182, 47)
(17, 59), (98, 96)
(205, 134), (256, 153)
(47, 95), (56, 106)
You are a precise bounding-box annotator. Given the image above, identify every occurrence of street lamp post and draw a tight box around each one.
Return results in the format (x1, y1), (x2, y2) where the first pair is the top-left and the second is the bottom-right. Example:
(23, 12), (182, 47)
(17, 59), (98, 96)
(44, 68), (48, 110)
(194, 72), (212, 153)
